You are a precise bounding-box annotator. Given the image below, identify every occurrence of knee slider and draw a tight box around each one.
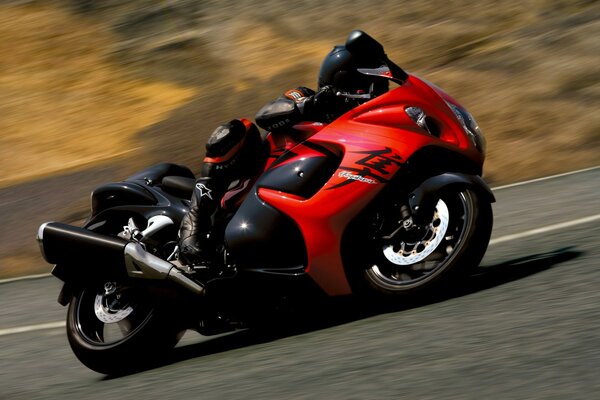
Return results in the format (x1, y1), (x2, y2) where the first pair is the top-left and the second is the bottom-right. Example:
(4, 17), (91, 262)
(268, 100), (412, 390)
(205, 119), (246, 159)
(202, 119), (263, 180)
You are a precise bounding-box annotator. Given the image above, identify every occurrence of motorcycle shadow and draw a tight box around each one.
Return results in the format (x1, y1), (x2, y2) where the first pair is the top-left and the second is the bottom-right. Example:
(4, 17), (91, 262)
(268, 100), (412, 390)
(104, 246), (580, 379)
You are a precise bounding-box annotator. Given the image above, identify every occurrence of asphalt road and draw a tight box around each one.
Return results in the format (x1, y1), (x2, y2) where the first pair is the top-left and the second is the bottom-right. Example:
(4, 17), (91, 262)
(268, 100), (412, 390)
(1, 167), (599, 400)
(0, 163), (125, 275)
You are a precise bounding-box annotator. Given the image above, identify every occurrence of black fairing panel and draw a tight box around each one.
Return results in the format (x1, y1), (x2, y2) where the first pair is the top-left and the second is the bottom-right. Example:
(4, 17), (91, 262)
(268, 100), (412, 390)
(90, 163), (195, 220)
(161, 176), (195, 198)
(258, 151), (340, 199)
(225, 143), (340, 271)
(126, 162), (195, 182)
(225, 191), (307, 270)
(91, 182), (158, 216)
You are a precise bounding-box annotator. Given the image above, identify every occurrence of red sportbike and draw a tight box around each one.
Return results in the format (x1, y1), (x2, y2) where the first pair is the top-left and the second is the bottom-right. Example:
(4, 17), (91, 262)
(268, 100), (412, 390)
(37, 31), (494, 374)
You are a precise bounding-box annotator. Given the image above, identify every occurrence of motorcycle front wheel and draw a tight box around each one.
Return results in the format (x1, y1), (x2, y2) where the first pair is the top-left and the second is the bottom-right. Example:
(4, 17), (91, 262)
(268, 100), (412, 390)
(358, 188), (492, 296)
(66, 280), (182, 374)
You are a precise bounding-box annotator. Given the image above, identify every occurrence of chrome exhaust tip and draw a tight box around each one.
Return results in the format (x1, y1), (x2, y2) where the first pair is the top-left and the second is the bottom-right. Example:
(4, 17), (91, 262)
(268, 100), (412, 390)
(124, 242), (204, 295)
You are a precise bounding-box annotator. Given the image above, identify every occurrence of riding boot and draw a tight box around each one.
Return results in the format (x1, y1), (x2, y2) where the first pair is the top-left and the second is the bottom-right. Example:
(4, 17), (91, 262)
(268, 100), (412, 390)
(178, 177), (218, 267)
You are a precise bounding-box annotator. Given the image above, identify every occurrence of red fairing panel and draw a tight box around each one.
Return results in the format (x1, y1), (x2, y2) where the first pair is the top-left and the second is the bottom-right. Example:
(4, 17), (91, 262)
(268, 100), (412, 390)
(259, 133), (408, 296)
(338, 75), (485, 165)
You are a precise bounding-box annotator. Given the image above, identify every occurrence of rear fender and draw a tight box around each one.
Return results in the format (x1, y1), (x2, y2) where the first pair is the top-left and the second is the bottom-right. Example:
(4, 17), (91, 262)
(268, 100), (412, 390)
(91, 182), (157, 217)
(86, 181), (189, 234)
(126, 162), (195, 182)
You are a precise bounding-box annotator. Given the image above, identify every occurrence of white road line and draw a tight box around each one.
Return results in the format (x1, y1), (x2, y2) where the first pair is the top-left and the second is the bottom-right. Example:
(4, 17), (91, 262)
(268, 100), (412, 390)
(492, 165), (599, 191)
(0, 272), (52, 284)
(0, 321), (65, 336)
(489, 214), (600, 245)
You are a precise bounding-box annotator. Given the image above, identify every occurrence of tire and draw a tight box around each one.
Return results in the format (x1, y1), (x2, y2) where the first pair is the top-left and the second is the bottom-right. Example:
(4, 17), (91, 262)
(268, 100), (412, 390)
(66, 280), (182, 374)
(356, 188), (492, 297)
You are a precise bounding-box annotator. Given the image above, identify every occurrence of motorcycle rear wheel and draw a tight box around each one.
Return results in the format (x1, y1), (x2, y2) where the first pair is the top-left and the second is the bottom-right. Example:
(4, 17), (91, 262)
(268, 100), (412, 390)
(66, 280), (182, 374)
(361, 188), (492, 296)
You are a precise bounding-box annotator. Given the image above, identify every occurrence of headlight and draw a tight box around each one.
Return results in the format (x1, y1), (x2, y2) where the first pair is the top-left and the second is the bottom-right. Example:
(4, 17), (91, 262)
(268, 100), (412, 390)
(446, 102), (486, 153)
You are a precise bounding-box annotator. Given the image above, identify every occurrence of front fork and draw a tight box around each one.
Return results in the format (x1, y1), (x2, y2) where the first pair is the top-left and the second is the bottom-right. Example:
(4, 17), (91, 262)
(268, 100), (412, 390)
(380, 204), (414, 241)
(375, 172), (494, 244)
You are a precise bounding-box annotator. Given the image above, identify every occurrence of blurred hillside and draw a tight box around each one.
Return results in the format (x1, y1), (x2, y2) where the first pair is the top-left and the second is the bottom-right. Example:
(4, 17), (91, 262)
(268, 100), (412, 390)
(0, 0), (599, 276)
(1, 0), (599, 186)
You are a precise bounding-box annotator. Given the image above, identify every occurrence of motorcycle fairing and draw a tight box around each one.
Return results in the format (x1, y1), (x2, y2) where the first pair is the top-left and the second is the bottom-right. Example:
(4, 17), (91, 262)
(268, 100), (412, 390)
(90, 182), (157, 217)
(224, 142), (341, 273)
(224, 190), (308, 272)
(226, 130), (410, 295)
(257, 136), (405, 296)
(339, 75), (485, 166)
(126, 162), (195, 182)
(227, 74), (487, 296)
(85, 164), (193, 233)
(258, 142), (342, 198)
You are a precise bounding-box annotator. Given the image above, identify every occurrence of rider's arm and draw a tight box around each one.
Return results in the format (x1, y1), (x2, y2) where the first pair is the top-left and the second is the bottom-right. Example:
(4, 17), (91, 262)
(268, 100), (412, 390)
(255, 87), (316, 132)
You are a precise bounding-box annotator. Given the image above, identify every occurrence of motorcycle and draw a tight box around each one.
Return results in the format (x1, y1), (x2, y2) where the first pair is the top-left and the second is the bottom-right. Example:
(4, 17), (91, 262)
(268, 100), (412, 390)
(37, 31), (494, 374)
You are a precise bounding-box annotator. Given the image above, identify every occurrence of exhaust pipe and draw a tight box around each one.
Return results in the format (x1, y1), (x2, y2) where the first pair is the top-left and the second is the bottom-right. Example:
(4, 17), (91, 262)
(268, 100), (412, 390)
(37, 222), (204, 295)
(123, 242), (204, 295)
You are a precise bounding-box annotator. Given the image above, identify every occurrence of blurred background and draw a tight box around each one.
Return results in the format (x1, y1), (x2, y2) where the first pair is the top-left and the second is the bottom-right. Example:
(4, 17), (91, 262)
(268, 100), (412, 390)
(0, 0), (598, 277)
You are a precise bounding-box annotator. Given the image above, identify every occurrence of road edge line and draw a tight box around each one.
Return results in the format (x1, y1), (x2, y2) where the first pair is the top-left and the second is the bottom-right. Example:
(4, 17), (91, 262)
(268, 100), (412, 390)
(0, 321), (65, 336)
(489, 214), (600, 245)
(492, 165), (599, 191)
(0, 272), (52, 285)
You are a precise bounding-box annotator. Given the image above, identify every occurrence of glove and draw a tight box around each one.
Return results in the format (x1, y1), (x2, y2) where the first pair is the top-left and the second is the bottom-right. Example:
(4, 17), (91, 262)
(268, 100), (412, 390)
(313, 85), (337, 109)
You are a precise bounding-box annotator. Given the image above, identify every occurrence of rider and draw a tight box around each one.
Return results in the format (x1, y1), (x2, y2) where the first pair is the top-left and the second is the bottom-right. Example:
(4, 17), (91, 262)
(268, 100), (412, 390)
(177, 31), (390, 268)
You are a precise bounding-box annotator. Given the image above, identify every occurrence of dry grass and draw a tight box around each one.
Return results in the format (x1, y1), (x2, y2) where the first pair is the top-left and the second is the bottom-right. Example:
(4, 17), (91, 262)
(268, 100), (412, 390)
(0, 4), (196, 188)
(2, 1), (598, 186)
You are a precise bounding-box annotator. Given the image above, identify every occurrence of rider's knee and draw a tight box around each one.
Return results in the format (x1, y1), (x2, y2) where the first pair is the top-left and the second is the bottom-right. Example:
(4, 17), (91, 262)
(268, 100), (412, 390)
(201, 119), (263, 179)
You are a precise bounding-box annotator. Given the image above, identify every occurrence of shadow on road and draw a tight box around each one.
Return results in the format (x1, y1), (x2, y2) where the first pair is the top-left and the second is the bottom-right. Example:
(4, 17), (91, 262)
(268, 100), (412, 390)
(103, 246), (581, 379)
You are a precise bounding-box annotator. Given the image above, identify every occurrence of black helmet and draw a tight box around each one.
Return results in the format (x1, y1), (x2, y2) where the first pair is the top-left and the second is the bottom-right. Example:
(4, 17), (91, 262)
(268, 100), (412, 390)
(317, 31), (389, 96)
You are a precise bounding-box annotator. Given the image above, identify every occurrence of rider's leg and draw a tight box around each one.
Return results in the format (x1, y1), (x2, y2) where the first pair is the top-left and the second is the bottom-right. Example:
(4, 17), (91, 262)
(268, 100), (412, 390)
(177, 176), (220, 266)
(177, 119), (261, 266)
